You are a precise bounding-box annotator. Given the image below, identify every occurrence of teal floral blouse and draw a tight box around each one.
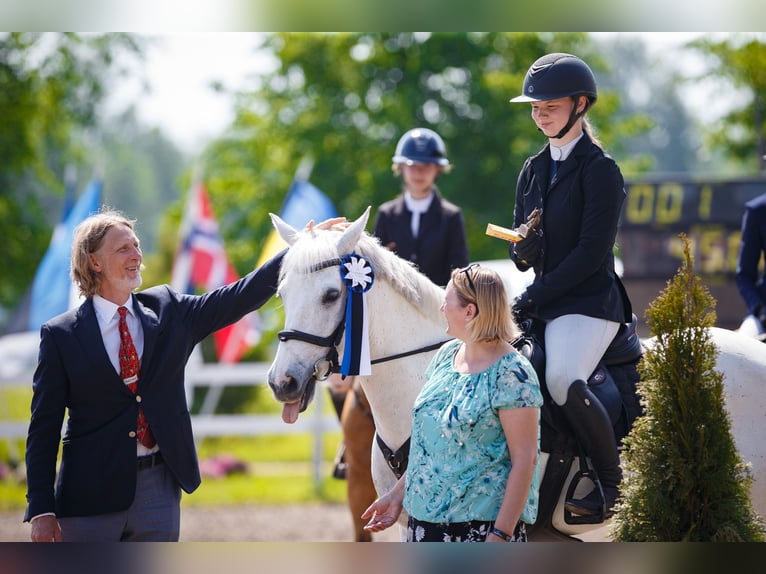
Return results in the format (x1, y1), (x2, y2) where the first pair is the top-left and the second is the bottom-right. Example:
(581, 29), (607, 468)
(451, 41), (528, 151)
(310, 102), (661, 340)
(402, 338), (543, 525)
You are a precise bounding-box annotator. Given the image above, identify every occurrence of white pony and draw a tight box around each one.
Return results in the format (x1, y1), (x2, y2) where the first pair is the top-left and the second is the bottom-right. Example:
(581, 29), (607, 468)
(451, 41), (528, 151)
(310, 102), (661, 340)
(267, 207), (446, 531)
(267, 208), (766, 541)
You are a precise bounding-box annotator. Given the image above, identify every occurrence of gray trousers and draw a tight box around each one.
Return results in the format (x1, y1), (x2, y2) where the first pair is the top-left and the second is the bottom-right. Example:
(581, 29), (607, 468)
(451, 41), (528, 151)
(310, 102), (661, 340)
(58, 461), (181, 542)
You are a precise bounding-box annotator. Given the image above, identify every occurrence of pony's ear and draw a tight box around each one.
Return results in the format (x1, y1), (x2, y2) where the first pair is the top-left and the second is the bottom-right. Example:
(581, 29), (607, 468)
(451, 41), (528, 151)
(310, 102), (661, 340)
(337, 206), (371, 254)
(270, 212), (300, 246)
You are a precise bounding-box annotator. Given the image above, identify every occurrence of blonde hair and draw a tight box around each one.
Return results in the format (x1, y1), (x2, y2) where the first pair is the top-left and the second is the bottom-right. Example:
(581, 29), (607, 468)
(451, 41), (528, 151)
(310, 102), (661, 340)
(451, 265), (519, 343)
(391, 163), (451, 177)
(70, 208), (137, 298)
(582, 117), (603, 149)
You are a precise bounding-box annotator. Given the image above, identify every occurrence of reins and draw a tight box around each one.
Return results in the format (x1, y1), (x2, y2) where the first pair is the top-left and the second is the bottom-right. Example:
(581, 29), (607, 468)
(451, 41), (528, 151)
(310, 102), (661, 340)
(371, 340), (451, 366)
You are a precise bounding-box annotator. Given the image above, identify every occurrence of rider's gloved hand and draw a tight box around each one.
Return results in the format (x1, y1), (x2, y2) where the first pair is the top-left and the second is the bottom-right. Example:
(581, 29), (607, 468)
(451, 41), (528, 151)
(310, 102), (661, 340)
(512, 292), (535, 326)
(756, 304), (766, 329)
(512, 230), (542, 268)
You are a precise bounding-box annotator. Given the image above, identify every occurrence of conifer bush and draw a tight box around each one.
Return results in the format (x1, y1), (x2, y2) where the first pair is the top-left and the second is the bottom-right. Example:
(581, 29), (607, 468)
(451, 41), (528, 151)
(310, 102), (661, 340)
(611, 235), (764, 541)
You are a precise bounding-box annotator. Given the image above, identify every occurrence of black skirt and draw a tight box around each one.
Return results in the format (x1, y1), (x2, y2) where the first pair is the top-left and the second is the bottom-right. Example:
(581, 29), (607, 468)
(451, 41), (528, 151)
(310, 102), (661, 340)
(407, 517), (527, 542)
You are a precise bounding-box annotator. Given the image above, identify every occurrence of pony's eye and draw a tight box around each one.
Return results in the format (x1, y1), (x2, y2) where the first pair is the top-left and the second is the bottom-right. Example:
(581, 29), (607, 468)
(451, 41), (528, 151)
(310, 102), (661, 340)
(321, 288), (340, 305)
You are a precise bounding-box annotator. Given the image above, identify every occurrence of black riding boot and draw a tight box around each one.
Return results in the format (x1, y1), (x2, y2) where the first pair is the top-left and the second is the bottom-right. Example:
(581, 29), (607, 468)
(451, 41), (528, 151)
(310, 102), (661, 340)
(561, 379), (622, 517)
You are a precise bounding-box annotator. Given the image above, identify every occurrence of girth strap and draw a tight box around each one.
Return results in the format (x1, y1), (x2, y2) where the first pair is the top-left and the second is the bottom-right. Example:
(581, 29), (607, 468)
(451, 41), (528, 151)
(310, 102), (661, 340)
(375, 433), (411, 479)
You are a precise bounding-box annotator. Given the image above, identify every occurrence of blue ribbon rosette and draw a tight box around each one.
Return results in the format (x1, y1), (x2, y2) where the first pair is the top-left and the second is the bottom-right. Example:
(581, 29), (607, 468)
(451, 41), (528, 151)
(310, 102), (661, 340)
(339, 253), (374, 377)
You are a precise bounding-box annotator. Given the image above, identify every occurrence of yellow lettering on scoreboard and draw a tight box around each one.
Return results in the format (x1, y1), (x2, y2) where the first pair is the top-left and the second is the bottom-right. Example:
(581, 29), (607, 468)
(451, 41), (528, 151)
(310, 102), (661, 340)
(655, 183), (683, 224)
(698, 184), (713, 220)
(625, 183), (655, 224)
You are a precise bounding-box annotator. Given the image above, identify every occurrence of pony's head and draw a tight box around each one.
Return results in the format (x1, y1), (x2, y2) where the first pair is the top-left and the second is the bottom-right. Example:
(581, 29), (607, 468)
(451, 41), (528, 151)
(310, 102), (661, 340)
(267, 207), (372, 423)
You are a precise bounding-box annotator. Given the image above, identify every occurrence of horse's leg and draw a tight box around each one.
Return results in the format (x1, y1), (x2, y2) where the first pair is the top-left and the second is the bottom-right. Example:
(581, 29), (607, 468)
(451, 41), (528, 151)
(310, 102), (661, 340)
(327, 384), (348, 479)
(341, 380), (377, 542)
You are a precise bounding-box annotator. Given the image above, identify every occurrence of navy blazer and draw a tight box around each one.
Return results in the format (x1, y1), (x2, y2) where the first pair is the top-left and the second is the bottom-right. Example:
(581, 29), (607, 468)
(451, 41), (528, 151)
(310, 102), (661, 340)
(736, 192), (766, 315)
(373, 189), (469, 286)
(24, 250), (285, 521)
(510, 133), (632, 323)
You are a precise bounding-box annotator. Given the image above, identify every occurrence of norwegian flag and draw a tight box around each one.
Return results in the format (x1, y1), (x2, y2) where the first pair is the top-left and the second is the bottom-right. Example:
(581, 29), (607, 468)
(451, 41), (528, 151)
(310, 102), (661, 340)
(171, 182), (259, 363)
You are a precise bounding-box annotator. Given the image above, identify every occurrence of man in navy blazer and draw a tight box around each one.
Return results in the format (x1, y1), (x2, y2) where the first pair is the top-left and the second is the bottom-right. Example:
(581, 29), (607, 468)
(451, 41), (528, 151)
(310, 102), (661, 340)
(24, 209), (336, 541)
(736, 192), (766, 337)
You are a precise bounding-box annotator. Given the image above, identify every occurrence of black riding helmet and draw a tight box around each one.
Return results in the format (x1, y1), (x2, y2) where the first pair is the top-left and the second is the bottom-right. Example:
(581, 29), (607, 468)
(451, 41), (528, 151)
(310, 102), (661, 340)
(511, 53), (598, 139)
(392, 128), (450, 167)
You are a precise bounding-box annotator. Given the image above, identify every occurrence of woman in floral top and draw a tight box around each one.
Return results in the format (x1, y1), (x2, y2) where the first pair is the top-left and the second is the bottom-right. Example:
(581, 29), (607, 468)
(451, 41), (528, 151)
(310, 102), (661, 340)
(362, 264), (542, 542)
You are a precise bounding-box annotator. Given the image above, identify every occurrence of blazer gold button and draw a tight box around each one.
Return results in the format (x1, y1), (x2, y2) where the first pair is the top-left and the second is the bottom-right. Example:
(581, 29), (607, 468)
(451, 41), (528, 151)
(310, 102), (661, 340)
(136, 395), (142, 403)
(129, 431), (137, 438)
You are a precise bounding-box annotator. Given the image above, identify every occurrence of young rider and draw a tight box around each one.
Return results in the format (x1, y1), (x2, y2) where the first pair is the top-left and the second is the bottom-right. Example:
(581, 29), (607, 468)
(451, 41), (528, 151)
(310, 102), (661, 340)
(508, 53), (633, 518)
(373, 127), (469, 287)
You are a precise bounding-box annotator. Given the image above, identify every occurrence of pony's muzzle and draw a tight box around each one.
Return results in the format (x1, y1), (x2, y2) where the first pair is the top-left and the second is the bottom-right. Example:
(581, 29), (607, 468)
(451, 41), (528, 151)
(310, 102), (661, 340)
(268, 375), (300, 400)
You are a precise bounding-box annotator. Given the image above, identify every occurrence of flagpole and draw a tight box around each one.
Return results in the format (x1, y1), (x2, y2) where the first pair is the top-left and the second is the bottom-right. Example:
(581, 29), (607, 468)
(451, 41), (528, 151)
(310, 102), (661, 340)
(63, 164), (77, 220)
(292, 154), (331, 492)
(294, 156), (314, 183)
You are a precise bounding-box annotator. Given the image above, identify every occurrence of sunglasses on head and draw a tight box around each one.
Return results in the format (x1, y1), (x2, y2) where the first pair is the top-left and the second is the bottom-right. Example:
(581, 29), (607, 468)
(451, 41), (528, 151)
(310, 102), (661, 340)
(459, 263), (479, 294)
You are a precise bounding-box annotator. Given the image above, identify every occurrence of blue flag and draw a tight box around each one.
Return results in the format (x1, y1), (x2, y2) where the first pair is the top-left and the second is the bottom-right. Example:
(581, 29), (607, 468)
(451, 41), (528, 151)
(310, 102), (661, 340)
(279, 179), (338, 229)
(28, 179), (102, 331)
(256, 180), (338, 267)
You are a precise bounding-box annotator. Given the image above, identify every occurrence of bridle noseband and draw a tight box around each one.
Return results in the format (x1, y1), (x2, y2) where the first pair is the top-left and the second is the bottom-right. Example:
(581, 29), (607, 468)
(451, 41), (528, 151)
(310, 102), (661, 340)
(276, 257), (345, 381)
(278, 318), (345, 381)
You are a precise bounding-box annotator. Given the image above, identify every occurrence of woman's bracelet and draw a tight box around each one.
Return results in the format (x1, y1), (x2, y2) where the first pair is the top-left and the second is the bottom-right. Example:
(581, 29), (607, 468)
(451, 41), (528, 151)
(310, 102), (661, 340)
(489, 526), (513, 542)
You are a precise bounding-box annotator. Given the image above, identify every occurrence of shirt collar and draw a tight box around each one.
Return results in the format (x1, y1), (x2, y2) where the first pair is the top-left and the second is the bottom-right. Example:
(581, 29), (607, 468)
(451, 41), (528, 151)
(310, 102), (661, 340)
(404, 190), (434, 214)
(550, 132), (584, 162)
(93, 293), (136, 322)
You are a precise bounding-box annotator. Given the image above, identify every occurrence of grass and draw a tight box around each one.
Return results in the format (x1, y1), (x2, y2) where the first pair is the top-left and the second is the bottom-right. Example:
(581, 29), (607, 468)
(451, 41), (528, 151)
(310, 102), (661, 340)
(0, 477), (27, 512)
(1, 387), (29, 511)
(0, 385), (350, 512)
(185, 467), (347, 508)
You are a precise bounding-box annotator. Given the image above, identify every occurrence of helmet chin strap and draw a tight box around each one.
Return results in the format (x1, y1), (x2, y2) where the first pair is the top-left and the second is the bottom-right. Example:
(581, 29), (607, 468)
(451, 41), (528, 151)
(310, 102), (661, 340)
(546, 95), (589, 140)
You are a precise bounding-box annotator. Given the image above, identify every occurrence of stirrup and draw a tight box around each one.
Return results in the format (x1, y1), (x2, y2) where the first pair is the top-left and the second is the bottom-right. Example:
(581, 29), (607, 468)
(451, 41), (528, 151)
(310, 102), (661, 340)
(563, 467), (608, 525)
(332, 444), (347, 480)
(332, 461), (348, 480)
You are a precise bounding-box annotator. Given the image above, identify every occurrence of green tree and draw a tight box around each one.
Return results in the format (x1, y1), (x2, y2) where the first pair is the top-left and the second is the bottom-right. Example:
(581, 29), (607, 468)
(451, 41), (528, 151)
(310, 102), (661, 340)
(197, 32), (646, 274)
(99, 108), (188, 257)
(593, 35), (697, 176)
(689, 34), (766, 174)
(0, 32), (143, 320)
(612, 235), (763, 541)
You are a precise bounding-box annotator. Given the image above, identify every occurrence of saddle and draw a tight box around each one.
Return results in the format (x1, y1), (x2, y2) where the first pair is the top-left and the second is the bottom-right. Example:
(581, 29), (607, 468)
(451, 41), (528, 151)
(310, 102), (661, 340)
(513, 315), (643, 532)
(514, 314), (643, 446)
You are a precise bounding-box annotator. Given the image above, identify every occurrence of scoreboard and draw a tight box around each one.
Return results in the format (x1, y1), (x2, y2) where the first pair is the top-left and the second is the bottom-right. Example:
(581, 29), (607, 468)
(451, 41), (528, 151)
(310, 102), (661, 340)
(619, 178), (766, 280)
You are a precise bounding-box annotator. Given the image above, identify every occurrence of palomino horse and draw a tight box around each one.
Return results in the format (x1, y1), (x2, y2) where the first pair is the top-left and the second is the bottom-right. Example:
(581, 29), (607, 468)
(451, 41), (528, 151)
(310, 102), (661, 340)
(267, 208), (766, 541)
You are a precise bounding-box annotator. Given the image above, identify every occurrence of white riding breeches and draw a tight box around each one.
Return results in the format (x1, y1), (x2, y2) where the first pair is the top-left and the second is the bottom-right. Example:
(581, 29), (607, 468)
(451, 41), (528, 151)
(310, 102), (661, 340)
(738, 314), (765, 338)
(544, 314), (620, 406)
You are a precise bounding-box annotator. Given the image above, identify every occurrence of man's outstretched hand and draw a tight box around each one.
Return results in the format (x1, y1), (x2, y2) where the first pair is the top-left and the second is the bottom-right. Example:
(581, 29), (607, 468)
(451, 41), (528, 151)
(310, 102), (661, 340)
(306, 217), (348, 232)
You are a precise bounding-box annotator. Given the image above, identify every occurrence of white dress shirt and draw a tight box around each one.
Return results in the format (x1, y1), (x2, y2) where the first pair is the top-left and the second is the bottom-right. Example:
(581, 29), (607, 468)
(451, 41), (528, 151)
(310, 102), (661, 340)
(550, 132), (583, 162)
(403, 190), (434, 239)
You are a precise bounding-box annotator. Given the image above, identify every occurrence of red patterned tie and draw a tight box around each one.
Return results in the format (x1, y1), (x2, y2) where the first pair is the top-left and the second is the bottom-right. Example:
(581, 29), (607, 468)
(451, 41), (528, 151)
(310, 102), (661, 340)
(117, 306), (156, 448)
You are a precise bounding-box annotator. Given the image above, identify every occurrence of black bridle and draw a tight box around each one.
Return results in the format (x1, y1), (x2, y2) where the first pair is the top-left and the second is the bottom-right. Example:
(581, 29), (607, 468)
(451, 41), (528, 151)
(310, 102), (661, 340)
(277, 256), (451, 381)
(277, 306), (451, 380)
(276, 255), (451, 478)
(278, 317), (345, 381)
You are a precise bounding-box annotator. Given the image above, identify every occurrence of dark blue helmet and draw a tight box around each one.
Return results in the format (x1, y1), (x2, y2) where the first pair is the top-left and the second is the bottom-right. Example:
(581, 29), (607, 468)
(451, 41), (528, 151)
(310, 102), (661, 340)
(511, 53), (597, 105)
(392, 128), (450, 167)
